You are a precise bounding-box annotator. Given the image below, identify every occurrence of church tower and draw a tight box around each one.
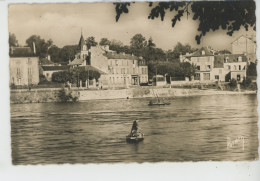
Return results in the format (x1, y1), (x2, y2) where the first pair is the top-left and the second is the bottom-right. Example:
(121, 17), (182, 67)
(77, 30), (87, 51)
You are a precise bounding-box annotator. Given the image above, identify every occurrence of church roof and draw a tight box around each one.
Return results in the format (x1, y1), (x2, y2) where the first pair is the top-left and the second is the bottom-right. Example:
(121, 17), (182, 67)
(77, 34), (85, 51)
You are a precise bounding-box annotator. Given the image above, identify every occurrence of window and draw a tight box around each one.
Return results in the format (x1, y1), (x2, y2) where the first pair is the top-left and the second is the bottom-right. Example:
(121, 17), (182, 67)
(27, 58), (32, 64)
(121, 68), (125, 74)
(215, 75), (219, 80)
(207, 65), (211, 70)
(238, 56), (242, 62)
(46, 73), (49, 77)
(234, 65), (237, 70)
(115, 60), (118, 66)
(17, 68), (20, 74)
(219, 69), (222, 74)
(225, 57), (229, 63)
(28, 68), (32, 75)
(226, 65), (231, 70)
(203, 73), (210, 81)
(194, 73), (200, 80)
(197, 66), (200, 70)
(239, 65), (241, 70)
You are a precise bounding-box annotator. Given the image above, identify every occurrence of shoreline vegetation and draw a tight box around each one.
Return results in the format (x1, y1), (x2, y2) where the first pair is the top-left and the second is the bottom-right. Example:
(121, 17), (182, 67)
(10, 83), (257, 104)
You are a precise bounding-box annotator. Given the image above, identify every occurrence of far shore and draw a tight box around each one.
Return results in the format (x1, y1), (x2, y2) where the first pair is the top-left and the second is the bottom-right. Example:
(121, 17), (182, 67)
(10, 86), (257, 104)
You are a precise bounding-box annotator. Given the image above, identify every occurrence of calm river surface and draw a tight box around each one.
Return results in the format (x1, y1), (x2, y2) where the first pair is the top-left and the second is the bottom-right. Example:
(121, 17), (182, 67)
(11, 94), (258, 164)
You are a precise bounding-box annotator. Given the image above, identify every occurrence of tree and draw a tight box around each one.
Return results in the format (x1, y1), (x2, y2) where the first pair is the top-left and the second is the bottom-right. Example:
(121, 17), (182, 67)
(247, 62), (257, 76)
(86, 36), (98, 49)
(60, 45), (78, 62)
(48, 45), (62, 62)
(99, 38), (111, 46)
(26, 35), (53, 58)
(179, 62), (196, 77)
(114, 1), (256, 44)
(143, 37), (156, 62)
(172, 42), (194, 58)
(9, 33), (18, 47)
(130, 34), (147, 57)
(109, 39), (124, 53)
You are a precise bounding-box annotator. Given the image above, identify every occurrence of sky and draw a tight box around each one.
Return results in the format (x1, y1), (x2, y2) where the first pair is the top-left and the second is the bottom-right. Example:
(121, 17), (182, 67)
(8, 2), (256, 51)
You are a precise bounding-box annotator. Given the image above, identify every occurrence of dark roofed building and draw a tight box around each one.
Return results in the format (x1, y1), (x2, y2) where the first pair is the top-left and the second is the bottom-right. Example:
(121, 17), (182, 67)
(214, 54), (247, 65)
(9, 47), (36, 57)
(41, 65), (71, 81)
(104, 52), (139, 60)
(9, 46), (40, 85)
(190, 47), (214, 57)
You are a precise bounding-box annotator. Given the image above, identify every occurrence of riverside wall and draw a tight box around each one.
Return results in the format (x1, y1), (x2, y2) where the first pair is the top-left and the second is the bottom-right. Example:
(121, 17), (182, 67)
(10, 87), (257, 104)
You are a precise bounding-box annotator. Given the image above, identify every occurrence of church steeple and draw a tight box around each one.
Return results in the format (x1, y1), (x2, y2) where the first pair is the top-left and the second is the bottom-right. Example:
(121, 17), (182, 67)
(77, 29), (85, 51)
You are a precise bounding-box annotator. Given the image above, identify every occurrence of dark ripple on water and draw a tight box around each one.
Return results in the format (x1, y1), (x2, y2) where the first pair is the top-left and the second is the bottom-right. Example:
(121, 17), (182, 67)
(10, 94), (258, 164)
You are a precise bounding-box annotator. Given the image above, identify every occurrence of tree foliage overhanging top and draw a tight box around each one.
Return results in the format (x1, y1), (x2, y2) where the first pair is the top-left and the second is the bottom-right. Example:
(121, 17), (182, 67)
(114, 1), (256, 44)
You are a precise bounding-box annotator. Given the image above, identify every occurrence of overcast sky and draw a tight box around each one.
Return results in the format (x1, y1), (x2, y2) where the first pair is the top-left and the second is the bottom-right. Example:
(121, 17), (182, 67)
(8, 2), (255, 51)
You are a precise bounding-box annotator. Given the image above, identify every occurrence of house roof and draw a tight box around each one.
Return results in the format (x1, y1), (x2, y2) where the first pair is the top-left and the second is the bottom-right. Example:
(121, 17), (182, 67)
(9, 47), (36, 57)
(104, 52), (140, 60)
(77, 65), (107, 75)
(189, 47), (213, 57)
(214, 54), (247, 67)
(69, 58), (84, 65)
(41, 65), (70, 71)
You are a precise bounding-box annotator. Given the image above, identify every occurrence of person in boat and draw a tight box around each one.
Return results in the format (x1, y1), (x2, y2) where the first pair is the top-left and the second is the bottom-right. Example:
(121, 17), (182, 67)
(131, 119), (139, 136)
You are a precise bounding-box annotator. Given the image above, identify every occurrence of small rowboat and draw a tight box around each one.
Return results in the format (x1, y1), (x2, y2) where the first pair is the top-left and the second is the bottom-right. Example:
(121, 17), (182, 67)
(126, 132), (144, 143)
(148, 100), (171, 106)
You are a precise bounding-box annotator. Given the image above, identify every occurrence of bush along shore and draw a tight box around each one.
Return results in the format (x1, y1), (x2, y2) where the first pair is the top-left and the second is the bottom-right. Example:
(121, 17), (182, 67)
(10, 81), (257, 104)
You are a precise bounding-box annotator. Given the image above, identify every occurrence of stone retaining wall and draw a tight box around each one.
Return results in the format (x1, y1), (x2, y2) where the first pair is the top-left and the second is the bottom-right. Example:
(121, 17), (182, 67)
(10, 87), (256, 104)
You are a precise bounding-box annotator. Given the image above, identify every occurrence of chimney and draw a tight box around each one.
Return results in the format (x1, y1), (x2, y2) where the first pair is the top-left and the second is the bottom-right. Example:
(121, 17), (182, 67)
(10, 47), (14, 54)
(33, 42), (36, 54)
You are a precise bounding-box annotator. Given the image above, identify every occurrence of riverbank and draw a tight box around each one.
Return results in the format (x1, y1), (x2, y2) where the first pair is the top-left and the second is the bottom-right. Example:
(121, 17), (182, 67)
(10, 87), (257, 104)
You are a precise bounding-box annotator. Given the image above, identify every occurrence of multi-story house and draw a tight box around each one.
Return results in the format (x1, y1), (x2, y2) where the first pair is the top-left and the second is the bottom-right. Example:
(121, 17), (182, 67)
(69, 34), (148, 87)
(214, 54), (247, 82)
(104, 52), (148, 86)
(9, 47), (39, 86)
(180, 47), (247, 82)
(182, 47), (215, 81)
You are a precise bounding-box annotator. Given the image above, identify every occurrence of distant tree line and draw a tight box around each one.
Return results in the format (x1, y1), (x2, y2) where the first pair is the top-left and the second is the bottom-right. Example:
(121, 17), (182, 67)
(9, 32), (236, 79)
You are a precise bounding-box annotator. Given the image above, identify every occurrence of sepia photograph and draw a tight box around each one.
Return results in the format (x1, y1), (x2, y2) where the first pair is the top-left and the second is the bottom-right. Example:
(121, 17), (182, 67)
(6, 0), (259, 169)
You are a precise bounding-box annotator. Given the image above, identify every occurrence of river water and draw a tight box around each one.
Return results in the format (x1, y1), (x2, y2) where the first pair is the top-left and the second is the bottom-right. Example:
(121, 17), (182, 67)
(10, 94), (258, 164)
